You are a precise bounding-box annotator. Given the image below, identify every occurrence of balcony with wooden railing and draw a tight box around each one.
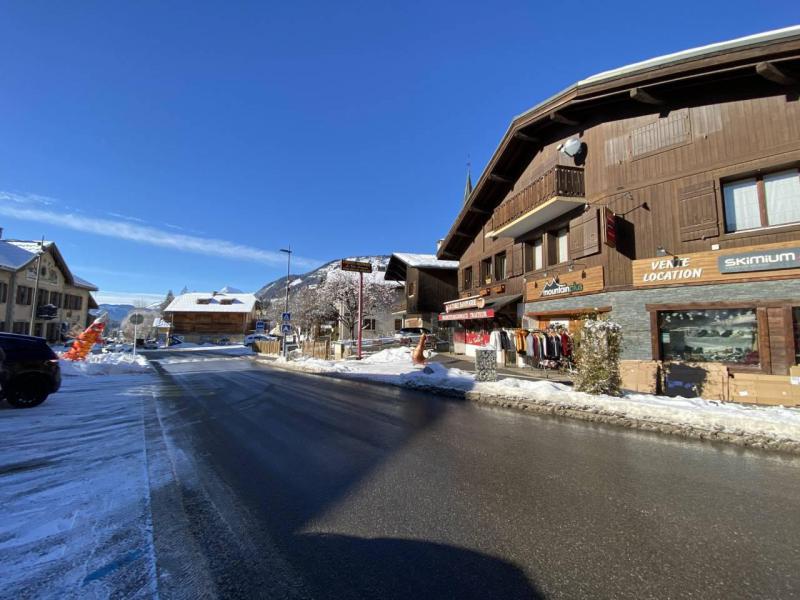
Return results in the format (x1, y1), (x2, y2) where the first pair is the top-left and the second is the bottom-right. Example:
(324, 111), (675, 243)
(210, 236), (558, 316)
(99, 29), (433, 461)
(391, 298), (408, 314)
(487, 165), (585, 238)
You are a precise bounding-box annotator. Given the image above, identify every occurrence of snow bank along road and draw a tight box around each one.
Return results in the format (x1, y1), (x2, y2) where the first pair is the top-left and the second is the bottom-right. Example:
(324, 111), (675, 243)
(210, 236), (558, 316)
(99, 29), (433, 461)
(267, 348), (800, 454)
(2, 350), (800, 598)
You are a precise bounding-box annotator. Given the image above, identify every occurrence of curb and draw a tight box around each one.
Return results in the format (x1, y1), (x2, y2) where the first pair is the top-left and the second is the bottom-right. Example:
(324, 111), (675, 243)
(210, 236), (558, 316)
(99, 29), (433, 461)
(252, 356), (800, 456)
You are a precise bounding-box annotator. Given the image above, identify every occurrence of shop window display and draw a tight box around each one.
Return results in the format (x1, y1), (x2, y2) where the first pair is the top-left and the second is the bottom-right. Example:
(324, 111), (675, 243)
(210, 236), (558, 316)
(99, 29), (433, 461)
(657, 308), (759, 365)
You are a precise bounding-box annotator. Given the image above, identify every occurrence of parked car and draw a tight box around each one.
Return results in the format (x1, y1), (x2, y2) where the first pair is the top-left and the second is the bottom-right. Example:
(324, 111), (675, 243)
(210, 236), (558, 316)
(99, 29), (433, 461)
(0, 333), (61, 408)
(244, 333), (277, 347)
(393, 327), (436, 348)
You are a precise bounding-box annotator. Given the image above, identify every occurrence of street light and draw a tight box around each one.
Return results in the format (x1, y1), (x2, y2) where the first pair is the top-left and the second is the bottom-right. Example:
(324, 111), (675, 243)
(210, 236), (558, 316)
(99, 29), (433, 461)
(280, 246), (292, 358)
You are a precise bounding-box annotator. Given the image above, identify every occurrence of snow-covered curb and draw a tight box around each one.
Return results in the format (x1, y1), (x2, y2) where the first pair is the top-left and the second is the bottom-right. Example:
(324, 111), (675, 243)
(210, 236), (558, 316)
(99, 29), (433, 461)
(258, 349), (800, 454)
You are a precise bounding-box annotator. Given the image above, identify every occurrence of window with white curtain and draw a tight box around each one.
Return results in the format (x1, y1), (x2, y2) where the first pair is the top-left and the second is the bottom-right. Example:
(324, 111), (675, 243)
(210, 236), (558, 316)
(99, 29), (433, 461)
(723, 169), (800, 232)
(556, 228), (569, 263)
(764, 170), (800, 226)
(723, 178), (760, 231)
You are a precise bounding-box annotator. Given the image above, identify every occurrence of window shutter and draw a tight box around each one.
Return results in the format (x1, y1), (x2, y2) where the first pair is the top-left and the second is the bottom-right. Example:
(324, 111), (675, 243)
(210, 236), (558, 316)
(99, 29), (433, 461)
(678, 181), (719, 241)
(458, 267), (463, 291)
(569, 207), (600, 258)
(511, 243), (523, 276)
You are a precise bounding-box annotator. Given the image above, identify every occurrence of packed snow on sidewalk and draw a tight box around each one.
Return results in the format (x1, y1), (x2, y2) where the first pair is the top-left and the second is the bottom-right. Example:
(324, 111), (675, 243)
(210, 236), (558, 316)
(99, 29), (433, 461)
(282, 348), (800, 443)
(0, 373), (160, 596)
(60, 351), (152, 376)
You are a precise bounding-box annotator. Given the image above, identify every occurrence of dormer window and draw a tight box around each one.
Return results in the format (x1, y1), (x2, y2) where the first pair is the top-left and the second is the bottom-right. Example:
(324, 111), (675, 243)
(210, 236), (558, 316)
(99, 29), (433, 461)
(196, 298), (212, 305)
(219, 299), (235, 305)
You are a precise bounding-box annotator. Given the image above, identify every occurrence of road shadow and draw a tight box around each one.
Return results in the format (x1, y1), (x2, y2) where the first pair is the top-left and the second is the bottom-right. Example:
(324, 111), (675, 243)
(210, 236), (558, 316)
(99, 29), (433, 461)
(291, 533), (542, 599)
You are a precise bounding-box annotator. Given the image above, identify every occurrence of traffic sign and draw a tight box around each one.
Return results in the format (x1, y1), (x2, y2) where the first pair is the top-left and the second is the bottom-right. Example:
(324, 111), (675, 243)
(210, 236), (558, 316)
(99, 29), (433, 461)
(256, 320), (266, 332)
(281, 323), (292, 334)
(129, 313), (145, 325)
(340, 259), (373, 273)
(282, 312), (291, 322)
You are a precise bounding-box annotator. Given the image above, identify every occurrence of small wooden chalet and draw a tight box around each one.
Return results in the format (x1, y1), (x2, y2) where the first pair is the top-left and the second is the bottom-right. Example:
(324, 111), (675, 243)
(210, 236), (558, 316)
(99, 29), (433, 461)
(384, 253), (458, 330)
(163, 291), (261, 343)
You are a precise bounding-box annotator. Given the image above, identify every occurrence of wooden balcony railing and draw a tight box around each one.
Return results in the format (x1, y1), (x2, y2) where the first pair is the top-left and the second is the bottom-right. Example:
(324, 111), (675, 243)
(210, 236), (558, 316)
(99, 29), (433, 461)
(489, 165), (585, 233)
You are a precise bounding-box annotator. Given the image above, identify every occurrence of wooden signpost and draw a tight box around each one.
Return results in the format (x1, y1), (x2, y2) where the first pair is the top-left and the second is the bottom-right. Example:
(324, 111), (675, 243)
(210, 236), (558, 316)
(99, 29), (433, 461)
(340, 260), (373, 359)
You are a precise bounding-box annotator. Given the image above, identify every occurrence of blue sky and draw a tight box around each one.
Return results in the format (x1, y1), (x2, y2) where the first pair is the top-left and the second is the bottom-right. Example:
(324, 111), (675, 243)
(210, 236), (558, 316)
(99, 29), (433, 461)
(0, 1), (797, 304)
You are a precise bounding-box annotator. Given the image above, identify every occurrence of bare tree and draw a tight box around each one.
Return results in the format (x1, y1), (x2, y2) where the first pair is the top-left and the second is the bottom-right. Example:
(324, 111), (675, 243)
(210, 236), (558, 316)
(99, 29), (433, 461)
(315, 270), (397, 340)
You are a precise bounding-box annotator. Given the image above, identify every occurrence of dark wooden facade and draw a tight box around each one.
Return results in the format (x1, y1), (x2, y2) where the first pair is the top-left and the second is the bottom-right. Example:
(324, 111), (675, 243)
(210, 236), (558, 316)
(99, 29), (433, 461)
(437, 29), (800, 375)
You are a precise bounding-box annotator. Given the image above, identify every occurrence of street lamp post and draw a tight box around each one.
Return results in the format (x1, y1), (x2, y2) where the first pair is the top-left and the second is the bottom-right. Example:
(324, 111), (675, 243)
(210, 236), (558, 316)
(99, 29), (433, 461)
(280, 246), (292, 358)
(28, 237), (45, 337)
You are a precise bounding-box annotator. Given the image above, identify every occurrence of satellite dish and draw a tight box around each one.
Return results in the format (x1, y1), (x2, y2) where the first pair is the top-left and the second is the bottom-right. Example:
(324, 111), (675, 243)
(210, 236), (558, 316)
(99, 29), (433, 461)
(557, 137), (584, 158)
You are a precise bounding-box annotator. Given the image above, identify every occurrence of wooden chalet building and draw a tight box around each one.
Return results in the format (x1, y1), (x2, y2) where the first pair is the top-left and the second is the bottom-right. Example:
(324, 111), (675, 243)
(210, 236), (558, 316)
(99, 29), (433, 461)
(163, 291), (262, 343)
(384, 253), (458, 330)
(436, 26), (800, 400)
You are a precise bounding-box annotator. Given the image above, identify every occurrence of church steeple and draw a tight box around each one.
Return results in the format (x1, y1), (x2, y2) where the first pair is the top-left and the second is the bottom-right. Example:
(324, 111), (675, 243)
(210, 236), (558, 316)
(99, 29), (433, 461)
(463, 159), (473, 203)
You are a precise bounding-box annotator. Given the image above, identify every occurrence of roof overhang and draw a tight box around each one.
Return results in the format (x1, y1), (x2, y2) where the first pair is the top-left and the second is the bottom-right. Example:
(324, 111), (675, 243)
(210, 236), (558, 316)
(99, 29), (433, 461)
(486, 197), (586, 239)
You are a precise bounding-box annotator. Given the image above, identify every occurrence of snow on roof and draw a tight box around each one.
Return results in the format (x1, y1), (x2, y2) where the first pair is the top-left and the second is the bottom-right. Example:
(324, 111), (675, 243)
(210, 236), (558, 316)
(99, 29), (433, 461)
(163, 292), (258, 313)
(515, 26), (800, 121)
(72, 275), (99, 291)
(152, 317), (171, 328)
(391, 253), (459, 269)
(0, 240), (39, 271)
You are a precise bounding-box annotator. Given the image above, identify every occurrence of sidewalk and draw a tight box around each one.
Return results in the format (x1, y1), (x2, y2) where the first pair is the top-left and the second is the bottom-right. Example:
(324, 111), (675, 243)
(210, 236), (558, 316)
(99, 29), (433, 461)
(431, 353), (574, 385)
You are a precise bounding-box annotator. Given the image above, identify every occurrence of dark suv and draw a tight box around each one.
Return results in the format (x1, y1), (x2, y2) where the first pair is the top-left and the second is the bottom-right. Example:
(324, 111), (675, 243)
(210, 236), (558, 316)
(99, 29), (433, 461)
(0, 333), (61, 408)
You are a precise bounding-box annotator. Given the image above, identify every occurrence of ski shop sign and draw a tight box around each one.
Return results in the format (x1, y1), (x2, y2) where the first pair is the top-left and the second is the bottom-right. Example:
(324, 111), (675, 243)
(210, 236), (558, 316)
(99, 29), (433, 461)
(633, 242), (800, 287)
(444, 295), (485, 313)
(719, 248), (800, 273)
(638, 257), (704, 284)
(438, 308), (495, 321)
(541, 278), (584, 297)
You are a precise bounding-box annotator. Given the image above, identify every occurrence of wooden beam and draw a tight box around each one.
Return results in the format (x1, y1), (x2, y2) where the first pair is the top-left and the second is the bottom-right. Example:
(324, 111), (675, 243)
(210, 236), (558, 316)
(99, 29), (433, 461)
(549, 112), (579, 126)
(756, 61), (797, 86)
(488, 173), (513, 184)
(629, 87), (664, 105)
(467, 206), (492, 215)
(452, 231), (473, 238)
(513, 131), (538, 143)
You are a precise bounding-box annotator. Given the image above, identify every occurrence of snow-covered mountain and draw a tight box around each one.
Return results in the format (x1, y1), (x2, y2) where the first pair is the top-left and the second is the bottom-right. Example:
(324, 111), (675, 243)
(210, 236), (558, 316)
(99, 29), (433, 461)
(256, 255), (390, 303)
(91, 304), (135, 324)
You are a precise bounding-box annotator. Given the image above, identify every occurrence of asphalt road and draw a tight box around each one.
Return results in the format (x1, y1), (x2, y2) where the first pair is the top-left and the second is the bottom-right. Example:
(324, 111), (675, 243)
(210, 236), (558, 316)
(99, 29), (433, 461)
(146, 352), (800, 599)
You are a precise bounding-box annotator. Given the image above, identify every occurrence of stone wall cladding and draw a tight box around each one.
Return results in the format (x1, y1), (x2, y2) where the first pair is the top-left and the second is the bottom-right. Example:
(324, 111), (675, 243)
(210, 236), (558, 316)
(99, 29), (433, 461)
(523, 279), (800, 360)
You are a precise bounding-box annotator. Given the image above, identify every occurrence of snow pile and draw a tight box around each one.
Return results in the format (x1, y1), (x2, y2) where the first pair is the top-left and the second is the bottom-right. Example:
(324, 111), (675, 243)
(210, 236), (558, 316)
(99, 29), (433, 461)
(271, 352), (800, 444)
(362, 347), (413, 364)
(60, 352), (152, 376)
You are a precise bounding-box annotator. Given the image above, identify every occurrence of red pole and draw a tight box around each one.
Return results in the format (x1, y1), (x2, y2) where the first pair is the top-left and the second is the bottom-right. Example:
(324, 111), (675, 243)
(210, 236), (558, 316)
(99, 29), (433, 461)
(357, 271), (363, 360)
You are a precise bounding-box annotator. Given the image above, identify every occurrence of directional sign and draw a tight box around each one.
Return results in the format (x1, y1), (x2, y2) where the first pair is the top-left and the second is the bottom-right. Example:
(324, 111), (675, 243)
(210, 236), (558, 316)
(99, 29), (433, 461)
(256, 320), (266, 332)
(340, 259), (373, 273)
(129, 313), (145, 325)
(281, 323), (292, 334)
(282, 312), (291, 322)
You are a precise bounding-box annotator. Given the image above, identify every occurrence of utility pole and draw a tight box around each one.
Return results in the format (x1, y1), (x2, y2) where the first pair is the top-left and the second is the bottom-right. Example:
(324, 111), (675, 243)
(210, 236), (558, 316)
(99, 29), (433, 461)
(280, 246), (292, 358)
(357, 271), (363, 360)
(28, 237), (45, 336)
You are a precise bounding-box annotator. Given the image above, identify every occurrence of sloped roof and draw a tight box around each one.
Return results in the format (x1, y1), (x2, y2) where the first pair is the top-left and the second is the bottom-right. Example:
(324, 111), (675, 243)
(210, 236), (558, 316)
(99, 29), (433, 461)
(0, 240), (40, 271)
(437, 25), (800, 260)
(385, 253), (459, 281)
(0, 239), (98, 290)
(164, 292), (259, 313)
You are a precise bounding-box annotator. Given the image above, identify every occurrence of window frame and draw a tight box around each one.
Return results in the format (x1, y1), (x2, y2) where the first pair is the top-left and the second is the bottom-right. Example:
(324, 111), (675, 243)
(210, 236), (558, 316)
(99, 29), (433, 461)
(462, 266), (473, 291)
(722, 168), (800, 234)
(524, 237), (544, 273)
(646, 301), (769, 373)
(480, 257), (492, 285)
(494, 252), (507, 282)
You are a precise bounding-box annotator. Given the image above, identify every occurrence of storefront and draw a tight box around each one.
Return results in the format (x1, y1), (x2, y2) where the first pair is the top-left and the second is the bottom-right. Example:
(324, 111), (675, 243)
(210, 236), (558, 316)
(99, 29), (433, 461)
(517, 241), (800, 402)
(439, 293), (521, 358)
